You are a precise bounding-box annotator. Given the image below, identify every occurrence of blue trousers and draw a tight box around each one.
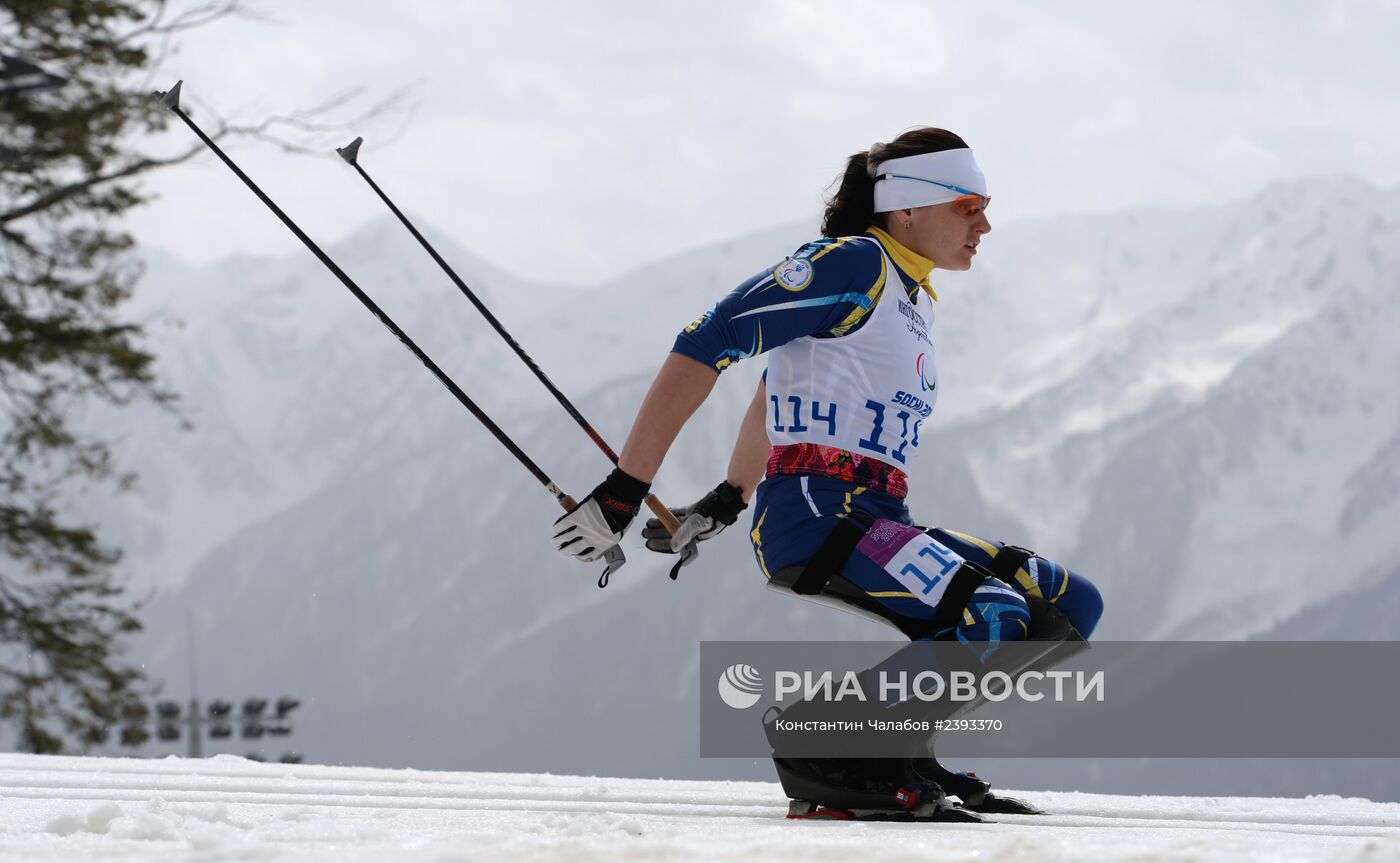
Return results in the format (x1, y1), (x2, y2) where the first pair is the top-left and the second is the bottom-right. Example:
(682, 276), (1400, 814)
(749, 475), (1103, 642)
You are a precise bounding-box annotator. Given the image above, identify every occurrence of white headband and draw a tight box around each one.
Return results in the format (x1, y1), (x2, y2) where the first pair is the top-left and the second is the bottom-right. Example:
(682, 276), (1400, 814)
(871, 148), (987, 213)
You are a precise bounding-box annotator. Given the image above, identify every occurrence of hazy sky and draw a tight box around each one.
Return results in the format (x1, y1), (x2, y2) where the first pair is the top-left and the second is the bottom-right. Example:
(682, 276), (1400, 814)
(127, 0), (1400, 284)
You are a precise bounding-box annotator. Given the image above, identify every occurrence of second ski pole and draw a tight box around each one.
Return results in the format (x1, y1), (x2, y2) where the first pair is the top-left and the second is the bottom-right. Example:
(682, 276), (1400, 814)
(335, 136), (698, 577)
(153, 80), (628, 585)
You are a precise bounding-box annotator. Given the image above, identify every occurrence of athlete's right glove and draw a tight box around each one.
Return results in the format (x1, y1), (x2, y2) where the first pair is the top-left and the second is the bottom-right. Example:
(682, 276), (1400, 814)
(641, 480), (747, 554)
(552, 467), (650, 562)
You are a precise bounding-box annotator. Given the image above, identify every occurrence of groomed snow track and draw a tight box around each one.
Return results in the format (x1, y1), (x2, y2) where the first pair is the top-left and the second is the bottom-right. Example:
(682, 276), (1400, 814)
(1, 754), (1397, 861)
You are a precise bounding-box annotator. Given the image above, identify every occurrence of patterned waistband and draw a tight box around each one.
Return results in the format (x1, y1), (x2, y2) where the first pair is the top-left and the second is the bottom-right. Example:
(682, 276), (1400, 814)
(765, 443), (909, 499)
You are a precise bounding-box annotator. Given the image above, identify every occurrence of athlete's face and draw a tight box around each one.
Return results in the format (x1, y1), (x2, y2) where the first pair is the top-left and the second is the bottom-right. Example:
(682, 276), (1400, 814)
(900, 196), (991, 271)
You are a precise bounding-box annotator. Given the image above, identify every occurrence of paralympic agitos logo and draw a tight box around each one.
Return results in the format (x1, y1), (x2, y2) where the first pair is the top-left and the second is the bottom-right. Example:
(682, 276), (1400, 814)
(916, 352), (935, 392)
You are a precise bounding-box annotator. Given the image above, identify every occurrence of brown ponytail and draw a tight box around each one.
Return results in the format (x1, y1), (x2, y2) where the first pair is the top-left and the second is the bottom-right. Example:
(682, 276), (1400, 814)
(820, 127), (970, 238)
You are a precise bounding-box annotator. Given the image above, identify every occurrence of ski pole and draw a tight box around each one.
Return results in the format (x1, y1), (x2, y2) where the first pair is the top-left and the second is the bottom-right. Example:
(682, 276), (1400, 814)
(334, 136), (698, 578)
(153, 80), (625, 586)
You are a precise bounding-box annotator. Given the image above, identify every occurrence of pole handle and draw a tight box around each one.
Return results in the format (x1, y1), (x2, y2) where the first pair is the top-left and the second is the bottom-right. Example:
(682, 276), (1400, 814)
(644, 494), (684, 535)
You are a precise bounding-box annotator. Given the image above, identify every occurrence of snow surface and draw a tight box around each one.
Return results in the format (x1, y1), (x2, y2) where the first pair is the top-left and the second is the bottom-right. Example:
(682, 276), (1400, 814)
(1, 754), (1397, 862)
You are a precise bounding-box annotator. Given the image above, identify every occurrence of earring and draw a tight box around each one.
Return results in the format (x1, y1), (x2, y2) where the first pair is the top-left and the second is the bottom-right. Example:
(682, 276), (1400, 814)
(903, 220), (912, 230)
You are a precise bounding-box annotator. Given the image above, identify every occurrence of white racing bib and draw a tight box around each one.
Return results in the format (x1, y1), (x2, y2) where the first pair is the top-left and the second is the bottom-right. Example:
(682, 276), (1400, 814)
(765, 237), (938, 479)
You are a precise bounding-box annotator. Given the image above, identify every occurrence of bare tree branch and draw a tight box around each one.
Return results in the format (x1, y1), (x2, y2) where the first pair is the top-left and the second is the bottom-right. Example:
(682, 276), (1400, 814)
(220, 85), (417, 154)
(115, 0), (256, 46)
(2, 79), (411, 226)
(0, 142), (204, 226)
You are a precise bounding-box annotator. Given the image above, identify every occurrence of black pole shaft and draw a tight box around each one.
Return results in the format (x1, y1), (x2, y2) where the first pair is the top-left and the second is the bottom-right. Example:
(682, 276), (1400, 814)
(157, 94), (573, 509)
(343, 155), (620, 461)
(336, 141), (685, 540)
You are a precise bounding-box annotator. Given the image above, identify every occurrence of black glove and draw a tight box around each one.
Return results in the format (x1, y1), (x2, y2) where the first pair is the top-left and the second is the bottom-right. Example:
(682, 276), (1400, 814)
(641, 480), (747, 554)
(551, 468), (650, 562)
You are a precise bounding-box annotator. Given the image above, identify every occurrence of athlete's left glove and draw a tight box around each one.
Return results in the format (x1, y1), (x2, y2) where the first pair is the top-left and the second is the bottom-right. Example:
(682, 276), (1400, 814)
(551, 467), (651, 563)
(641, 480), (747, 554)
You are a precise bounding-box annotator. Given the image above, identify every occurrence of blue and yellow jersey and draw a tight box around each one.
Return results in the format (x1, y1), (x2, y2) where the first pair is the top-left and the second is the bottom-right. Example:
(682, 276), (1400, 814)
(672, 226), (938, 372)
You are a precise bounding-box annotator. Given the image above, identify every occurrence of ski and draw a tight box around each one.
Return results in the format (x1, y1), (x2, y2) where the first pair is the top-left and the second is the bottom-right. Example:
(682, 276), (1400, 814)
(909, 760), (1045, 816)
(786, 798), (986, 823)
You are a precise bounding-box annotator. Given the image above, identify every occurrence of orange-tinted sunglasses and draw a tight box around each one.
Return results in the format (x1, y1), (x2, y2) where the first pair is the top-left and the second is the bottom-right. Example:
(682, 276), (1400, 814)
(952, 194), (991, 217)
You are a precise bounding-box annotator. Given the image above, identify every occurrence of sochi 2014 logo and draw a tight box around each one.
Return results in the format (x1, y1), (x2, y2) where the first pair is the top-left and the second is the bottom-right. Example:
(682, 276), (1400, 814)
(916, 352), (935, 393)
(717, 664), (764, 709)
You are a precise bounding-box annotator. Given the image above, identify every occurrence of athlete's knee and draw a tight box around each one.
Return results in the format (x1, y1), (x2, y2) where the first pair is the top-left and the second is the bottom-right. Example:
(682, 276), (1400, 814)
(968, 537), (1103, 640)
(1057, 572), (1104, 639)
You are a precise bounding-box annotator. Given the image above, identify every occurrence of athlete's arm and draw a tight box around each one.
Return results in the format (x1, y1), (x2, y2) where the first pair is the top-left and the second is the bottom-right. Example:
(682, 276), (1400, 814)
(672, 238), (883, 373)
(617, 352), (719, 483)
(618, 239), (877, 482)
(554, 239), (878, 563)
(638, 374), (766, 554)
(726, 377), (771, 503)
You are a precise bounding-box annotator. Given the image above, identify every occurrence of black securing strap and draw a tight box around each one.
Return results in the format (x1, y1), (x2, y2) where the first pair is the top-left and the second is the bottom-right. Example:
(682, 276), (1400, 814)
(791, 517), (867, 595)
(932, 559), (993, 631)
(987, 544), (1035, 586)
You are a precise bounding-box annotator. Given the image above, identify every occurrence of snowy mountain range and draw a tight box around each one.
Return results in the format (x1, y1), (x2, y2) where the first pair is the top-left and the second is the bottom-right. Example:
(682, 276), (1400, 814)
(67, 176), (1400, 797)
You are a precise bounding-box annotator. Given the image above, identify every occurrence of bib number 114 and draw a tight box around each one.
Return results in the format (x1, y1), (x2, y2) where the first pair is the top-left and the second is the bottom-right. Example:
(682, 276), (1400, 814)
(771, 394), (837, 436)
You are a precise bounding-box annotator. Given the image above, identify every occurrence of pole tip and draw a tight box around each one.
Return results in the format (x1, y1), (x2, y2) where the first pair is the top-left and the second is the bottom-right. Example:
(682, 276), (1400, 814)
(155, 80), (183, 110)
(336, 136), (363, 165)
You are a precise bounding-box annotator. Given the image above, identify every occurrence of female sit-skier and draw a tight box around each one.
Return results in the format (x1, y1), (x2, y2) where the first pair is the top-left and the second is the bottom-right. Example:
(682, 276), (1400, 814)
(550, 126), (1104, 821)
